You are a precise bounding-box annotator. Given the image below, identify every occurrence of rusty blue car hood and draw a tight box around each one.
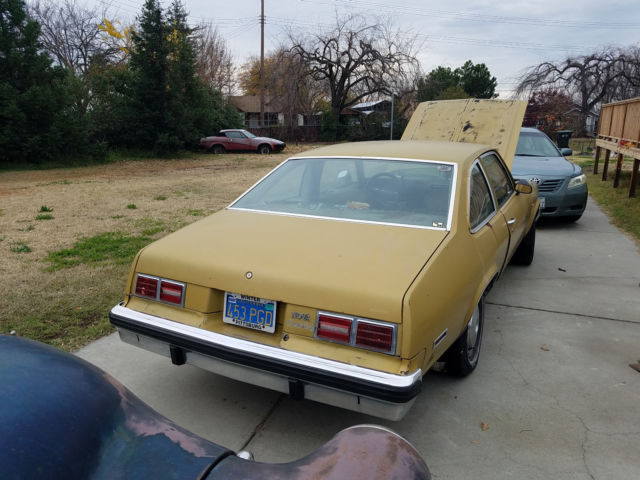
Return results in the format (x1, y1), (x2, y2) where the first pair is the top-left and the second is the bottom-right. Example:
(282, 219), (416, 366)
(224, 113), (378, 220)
(0, 336), (431, 479)
(0, 335), (231, 479)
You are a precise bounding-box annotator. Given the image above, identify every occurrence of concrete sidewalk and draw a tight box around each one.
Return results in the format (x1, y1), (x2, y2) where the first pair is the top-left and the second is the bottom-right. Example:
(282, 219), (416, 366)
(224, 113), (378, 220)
(78, 198), (640, 479)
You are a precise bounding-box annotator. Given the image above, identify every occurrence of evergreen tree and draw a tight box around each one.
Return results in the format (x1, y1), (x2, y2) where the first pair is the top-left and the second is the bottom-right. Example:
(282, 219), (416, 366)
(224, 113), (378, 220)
(416, 66), (459, 102)
(455, 61), (497, 99)
(128, 0), (169, 151)
(417, 61), (497, 102)
(0, 0), (85, 164)
(126, 0), (241, 153)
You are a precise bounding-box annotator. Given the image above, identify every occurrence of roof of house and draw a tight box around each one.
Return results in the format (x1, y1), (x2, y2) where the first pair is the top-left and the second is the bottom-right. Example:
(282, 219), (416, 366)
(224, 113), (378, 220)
(350, 100), (391, 110)
(228, 95), (283, 113)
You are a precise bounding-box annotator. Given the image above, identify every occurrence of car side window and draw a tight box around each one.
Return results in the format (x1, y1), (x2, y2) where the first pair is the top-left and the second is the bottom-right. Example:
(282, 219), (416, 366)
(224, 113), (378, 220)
(479, 153), (514, 207)
(226, 131), (243, 139)
(469, 163), (495, 231)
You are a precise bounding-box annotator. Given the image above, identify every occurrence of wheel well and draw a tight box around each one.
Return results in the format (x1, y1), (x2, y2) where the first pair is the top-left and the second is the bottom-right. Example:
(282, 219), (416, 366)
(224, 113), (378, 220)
(483, 273), (499, 296)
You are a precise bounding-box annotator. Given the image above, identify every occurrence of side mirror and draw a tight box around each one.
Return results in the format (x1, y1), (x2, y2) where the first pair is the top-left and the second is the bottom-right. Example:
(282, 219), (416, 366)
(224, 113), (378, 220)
(560, 148), (573, 156)
(515, 180), (533, 195)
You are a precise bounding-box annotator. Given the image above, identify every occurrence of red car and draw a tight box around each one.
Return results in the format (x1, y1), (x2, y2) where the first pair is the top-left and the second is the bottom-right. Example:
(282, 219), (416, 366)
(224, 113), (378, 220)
(200, 129), (286, 154)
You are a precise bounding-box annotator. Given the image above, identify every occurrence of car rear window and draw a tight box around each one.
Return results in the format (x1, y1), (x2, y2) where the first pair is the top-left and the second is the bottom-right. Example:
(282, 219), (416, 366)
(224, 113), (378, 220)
(230, 157), (456, 229)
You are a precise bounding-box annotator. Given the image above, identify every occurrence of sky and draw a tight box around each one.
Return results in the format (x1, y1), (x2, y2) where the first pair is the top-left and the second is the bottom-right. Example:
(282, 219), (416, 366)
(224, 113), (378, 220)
(90, 0), (640, 97)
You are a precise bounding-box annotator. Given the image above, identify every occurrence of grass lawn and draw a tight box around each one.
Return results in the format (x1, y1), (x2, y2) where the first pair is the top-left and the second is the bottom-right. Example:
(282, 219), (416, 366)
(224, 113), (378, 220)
(0, 145), (313, 351)
(571, 152), (640, 248)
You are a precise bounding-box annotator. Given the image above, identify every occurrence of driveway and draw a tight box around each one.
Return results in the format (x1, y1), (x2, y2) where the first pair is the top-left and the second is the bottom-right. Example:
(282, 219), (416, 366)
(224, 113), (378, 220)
(77, 198), (640, 479)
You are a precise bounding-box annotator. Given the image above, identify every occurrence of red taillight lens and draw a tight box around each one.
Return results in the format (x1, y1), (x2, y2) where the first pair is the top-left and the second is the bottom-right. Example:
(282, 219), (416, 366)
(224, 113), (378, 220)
(159, 280), (184, 305)
(355, 321), (395, 353)
(135, 275), (158, 299)
(316, 314), (352, 344)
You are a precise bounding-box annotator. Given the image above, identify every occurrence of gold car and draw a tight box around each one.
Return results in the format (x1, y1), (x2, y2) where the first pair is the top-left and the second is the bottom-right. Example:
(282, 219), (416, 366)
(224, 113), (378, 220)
(110, 101), (538, 420)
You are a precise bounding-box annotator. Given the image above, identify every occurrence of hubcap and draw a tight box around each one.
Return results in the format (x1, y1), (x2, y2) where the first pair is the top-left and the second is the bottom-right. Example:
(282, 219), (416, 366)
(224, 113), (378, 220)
(466, 303), (482, 363)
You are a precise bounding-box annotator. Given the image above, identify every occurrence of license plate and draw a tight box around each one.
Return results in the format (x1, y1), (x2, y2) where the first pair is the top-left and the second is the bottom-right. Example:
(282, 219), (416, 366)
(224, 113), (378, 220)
(539, 197), (546, 209)
(223, 292), (277, 333)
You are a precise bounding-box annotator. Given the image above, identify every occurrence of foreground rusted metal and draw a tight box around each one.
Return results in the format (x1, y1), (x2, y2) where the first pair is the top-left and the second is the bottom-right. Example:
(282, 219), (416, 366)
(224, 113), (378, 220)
(0, 335), (430, 479)
(209, 425), (430, 479)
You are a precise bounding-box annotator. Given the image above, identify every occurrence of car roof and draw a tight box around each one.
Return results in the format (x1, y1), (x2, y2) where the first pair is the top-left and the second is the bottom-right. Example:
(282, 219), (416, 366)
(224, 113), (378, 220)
(520, 127), (545, 134)
(294, 140), (491, 166)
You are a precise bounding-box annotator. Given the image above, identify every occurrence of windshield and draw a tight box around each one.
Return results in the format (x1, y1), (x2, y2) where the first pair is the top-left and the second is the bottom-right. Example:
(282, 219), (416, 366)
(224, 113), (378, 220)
(516, 131), (562, 157)
(230, 157), (455, 229)
(242, 130), (257, 138)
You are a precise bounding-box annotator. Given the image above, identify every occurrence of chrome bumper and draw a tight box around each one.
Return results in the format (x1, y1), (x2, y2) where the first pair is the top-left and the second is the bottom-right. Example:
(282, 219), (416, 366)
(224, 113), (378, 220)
(109, 304), (422, 421)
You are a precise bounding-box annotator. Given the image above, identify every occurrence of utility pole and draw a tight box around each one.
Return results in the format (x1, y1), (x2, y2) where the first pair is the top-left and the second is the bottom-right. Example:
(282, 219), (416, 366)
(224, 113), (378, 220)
(260, 0), (265, 129)
(390, 93), (395, 140)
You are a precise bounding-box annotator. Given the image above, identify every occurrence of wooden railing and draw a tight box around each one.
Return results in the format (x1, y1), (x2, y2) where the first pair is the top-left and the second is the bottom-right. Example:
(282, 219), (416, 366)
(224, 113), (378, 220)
(594, 97), (640, 197)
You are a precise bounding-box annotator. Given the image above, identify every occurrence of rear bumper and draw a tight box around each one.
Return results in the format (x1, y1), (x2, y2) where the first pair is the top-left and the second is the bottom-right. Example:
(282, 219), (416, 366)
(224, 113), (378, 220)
(109, 304), (421, 420)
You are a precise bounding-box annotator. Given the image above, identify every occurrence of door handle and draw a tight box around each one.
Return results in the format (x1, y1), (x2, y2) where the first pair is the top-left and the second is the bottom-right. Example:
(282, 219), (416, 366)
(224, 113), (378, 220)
(507, 218), (516, 225)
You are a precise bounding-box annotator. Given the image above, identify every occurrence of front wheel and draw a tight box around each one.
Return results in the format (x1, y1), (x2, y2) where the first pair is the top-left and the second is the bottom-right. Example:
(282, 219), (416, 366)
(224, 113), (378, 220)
(258, 144), (271, 154)
(511, 221), (535, 266)
(443, 296), (484, 377)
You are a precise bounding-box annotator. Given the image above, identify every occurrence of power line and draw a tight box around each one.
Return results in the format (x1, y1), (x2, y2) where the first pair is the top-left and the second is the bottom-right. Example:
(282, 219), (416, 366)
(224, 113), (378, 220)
(303, 0), (639, 29)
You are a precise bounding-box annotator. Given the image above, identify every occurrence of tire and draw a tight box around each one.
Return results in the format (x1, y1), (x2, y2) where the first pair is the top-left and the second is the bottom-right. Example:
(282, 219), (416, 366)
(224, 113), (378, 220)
(212, 145), (225, 154)
(258, 144), (271, 155)
(443, 296), (484, 377)
(511, 221), (535, 266)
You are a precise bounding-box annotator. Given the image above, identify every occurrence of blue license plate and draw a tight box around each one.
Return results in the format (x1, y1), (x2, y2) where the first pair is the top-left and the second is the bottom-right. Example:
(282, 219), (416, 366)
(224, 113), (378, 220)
(223, 292), (277, 333)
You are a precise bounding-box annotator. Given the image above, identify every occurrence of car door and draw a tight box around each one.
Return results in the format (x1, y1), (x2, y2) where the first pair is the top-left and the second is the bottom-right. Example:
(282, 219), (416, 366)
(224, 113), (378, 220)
(222, 131), (245, 150)
(469, 160), (510, 275)
(478, 152), (527, 267)
(223, 132), (238, 150)
(233, 131), (253, 150)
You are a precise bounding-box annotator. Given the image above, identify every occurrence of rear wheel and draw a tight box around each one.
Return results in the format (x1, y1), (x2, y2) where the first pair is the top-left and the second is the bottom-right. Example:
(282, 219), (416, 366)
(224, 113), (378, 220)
(511, 221), (535, 266)
(443, 296), (484, 377)
(258, 144), (271, 154)
(212, 145), (225, 154)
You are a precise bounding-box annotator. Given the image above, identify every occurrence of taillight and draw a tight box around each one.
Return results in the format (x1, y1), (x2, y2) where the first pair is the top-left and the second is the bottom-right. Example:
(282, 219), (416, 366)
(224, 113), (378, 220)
(135, 275), (158, 299)
(315, 311), (397, 354)
(355, 321), (395, 353)
(316, 313), (353, 344)
(159, 280), (184, 305)
(134, 274), (185, 307)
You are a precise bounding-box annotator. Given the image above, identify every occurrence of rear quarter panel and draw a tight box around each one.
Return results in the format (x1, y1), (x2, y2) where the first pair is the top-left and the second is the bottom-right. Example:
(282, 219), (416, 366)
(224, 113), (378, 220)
(401, 157), (504, 372)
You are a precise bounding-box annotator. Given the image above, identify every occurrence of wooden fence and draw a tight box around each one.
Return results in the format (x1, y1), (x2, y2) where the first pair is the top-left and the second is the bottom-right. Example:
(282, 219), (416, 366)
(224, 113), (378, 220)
(594, 97), (640, 197)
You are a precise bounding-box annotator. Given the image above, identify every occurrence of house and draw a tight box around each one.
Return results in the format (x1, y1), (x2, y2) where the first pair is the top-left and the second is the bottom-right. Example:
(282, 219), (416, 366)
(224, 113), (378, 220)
(340, 100), (393, 125)
(228, 96), (284, 128)
(350, 99), (392, 115)
(229, 95), (320, 129)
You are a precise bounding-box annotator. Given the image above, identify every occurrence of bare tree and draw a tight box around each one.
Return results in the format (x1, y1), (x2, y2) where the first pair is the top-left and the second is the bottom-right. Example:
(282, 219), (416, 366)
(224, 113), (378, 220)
(27, 0), (118, 76)
(239, 48), (326, 115)
(193, 23), (235, 95)
(288, 14), (420, 118)
(517, 46), (640, 134)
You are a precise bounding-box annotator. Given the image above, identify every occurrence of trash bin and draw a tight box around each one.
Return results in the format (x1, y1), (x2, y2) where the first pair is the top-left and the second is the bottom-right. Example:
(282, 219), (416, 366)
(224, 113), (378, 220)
(556, 130), (573, 149)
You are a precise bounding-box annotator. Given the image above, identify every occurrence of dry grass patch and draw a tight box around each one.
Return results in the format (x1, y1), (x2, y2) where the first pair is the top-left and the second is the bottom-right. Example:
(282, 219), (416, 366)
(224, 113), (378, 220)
(0, 146), (314, 350)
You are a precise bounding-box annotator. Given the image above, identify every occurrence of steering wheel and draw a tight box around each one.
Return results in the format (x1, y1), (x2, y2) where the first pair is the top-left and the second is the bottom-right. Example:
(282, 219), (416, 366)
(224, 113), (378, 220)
(366, 173), (403, 209)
